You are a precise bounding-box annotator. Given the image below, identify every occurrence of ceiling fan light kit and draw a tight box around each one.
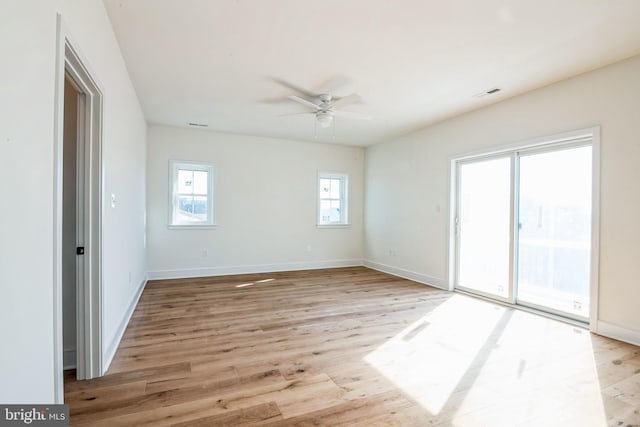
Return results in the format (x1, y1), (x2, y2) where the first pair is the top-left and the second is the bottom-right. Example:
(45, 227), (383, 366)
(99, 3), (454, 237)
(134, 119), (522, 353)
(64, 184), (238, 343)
(316, 111), (334, 128)
(274, 77), (371, 136)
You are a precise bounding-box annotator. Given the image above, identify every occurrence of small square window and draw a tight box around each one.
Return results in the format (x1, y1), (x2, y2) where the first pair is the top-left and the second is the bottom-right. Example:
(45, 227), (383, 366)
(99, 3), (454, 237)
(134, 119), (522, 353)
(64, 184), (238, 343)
(169, 160), (215, 227)
(318, 173), (348, 225)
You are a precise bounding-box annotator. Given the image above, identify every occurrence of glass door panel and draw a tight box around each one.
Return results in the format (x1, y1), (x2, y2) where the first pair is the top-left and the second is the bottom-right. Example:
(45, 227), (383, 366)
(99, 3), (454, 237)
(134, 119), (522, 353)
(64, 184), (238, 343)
(516, 145), (592, 319)
(457, 156), (512, 299)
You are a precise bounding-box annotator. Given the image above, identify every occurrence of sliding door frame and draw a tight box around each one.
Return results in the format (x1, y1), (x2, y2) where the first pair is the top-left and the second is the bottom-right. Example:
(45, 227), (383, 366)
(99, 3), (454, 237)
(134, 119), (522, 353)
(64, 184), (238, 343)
(515, 141), (593, 323)
(448, 127), (600, 328)
(453, 152), (517, 305)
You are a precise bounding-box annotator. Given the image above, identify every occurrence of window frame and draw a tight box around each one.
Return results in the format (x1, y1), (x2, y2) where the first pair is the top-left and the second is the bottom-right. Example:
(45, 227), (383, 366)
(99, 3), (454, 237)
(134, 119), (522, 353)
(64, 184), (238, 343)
(317, 172), (350, 227)
(168, 160), (216, 229)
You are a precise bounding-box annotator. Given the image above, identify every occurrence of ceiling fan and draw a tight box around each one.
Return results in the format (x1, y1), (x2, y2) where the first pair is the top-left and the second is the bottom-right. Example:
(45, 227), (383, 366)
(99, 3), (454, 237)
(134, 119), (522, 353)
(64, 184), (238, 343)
(272, 77), (371, 129)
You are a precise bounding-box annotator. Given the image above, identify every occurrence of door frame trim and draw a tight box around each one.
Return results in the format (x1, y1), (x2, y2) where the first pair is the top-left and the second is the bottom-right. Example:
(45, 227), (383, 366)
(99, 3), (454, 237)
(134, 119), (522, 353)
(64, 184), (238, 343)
(448, 127), (600, 328)
(453, 153), (514, 304)
(53, 14), (104, 403)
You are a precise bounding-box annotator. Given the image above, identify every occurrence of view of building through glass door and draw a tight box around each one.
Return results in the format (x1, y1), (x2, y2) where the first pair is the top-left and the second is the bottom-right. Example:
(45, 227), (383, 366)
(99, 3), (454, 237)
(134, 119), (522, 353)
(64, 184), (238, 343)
(516, 145), (592, 319)
(455, 139), (593, 321)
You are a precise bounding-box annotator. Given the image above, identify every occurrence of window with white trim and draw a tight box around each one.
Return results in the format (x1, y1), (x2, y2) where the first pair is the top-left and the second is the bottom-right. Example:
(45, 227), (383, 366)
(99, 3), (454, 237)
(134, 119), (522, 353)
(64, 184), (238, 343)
(169, 160), (214, 227)
(318, 173), (348, 225)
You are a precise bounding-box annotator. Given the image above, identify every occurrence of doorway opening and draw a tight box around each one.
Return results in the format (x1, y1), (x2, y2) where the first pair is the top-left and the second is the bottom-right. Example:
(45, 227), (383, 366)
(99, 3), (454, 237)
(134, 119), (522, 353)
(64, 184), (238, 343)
(451, 128), (599, 324)
(62, 76), (79, 371)
(54, 16), (104, 403)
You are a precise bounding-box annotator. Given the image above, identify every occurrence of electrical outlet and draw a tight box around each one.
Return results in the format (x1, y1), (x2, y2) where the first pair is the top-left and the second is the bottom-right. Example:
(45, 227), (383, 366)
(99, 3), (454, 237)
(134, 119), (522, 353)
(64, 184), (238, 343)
(202, 248), (208, 257)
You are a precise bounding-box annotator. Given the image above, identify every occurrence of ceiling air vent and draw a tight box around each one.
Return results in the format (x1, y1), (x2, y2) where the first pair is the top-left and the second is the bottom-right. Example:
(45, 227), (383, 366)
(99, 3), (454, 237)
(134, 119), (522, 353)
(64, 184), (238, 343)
(187, 122), (208, 127)
(474, 87), (502, 98)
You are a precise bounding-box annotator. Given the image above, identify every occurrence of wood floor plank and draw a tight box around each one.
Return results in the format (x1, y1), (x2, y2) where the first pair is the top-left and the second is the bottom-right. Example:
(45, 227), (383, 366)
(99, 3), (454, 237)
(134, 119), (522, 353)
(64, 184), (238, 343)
(64, 362), (191, 393)
(69, 368), (285, 424)
(65, 381), (147, 413)
(65, 266), (640, 426)
(258, 390), (416, 427)
(170, 401), (283, 427)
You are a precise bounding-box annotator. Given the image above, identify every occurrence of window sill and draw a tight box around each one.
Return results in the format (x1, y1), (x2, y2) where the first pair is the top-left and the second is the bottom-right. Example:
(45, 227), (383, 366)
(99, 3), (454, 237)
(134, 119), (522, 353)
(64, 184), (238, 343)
(316, 223), (351, 229)
(168, 224), (217, 230)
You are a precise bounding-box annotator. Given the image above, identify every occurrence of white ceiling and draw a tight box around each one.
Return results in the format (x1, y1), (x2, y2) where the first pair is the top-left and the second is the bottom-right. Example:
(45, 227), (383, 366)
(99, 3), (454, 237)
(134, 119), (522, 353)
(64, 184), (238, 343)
(103, 0), (640, 147)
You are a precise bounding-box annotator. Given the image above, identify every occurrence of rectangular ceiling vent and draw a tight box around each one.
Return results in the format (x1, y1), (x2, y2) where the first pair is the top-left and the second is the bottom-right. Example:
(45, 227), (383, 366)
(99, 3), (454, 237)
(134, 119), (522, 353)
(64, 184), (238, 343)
(474, 87), (502, 98)
(187, 122), (208, 127)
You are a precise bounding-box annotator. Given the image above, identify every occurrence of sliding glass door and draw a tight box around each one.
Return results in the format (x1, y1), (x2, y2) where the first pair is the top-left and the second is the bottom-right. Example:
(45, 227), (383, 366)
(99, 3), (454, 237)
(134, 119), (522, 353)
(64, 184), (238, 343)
(456, 156), (512, 301)
(454, 139), (593, 321)
(516, 146), (592, 319)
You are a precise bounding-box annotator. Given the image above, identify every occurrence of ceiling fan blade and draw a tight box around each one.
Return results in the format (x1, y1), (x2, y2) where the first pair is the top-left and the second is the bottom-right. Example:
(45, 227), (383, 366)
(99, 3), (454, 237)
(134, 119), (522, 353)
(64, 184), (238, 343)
(287, 95), (319, 110)
(270, 77), (318, 99)
(314, 75), (352, 95)
(332, 93), (361, 109)
(332, 110), (372, 120)
(279, 112), (315, 117)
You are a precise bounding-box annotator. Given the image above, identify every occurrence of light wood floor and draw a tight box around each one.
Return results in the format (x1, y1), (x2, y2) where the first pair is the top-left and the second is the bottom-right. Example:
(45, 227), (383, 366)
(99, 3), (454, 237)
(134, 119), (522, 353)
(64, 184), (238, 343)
(65, 267), (640, 426)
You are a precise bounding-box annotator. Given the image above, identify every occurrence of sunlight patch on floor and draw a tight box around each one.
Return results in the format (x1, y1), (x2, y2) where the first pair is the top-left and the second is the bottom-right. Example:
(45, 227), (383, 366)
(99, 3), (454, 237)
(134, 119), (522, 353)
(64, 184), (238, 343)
(236, 278), (275, 288)
(364, 294), (506, 415)
(364, 294), (609, 425)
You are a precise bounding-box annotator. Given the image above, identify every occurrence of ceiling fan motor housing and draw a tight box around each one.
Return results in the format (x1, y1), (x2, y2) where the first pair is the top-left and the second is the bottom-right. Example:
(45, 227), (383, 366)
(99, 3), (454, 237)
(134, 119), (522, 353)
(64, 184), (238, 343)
(319, 93), (333, 103)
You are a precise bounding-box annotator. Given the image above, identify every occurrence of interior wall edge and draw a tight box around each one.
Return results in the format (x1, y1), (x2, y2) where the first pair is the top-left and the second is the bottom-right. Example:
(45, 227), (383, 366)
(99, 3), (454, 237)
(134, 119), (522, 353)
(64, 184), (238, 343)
(595, 320), (640, 347)
(102, 277), (147, 374)
(63, 350), (76, 371)
(363, 260), (448, 290)
(146, 259), (364, 281)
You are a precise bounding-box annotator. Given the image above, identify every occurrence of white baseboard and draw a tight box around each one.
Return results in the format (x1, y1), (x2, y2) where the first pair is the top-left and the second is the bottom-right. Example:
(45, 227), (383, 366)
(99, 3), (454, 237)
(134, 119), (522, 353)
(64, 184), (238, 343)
(103, 278), (147, 373)
(63, 349), (76, 370)
(594, 320), (640, 346)
(363, 260), (448, 290)
(147, 259), (364, 280)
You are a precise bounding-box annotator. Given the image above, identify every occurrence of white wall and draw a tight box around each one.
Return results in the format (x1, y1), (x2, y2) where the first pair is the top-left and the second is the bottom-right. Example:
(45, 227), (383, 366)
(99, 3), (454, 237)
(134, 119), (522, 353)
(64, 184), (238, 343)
(0, 0), (146, 403)
(147, 125), (364, 278)
(365, 54), (640, 340)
